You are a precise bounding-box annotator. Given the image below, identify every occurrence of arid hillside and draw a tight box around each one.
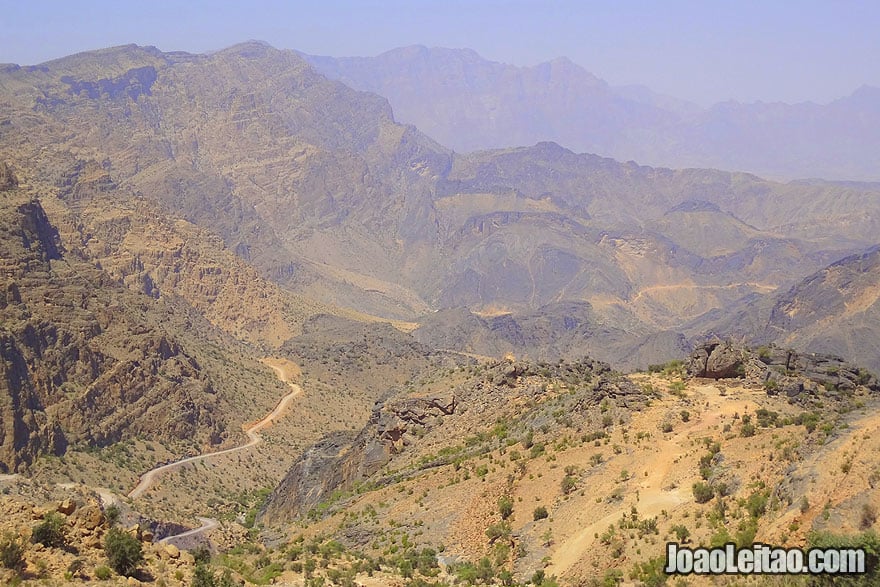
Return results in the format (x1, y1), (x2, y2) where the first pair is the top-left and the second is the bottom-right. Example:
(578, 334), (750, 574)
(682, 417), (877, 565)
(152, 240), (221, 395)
(1, 41), (880, 586)
(3, 43), (880, 368)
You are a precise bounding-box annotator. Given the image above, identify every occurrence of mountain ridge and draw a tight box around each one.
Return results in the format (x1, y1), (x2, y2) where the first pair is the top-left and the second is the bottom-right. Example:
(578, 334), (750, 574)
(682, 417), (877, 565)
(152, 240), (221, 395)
(304, 45), (880, 181)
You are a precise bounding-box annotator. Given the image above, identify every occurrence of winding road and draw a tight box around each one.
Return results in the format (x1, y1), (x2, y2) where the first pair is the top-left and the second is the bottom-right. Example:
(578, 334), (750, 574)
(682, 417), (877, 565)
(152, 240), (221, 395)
(128, 360), (302, 499)
(159, 517), (220, 545)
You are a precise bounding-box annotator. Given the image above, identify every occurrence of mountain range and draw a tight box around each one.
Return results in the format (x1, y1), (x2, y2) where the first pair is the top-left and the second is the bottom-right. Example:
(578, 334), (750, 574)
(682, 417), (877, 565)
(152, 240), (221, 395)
(2, 41), (880, 371)
(1, 40), (880, 585)
(305, 45), (880, 181)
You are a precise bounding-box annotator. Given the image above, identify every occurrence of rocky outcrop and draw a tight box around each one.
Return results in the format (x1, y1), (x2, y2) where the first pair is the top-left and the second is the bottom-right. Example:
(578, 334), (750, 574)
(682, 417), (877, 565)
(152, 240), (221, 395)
(262, 357), (645, 524)
(687, 340), (749, 379)
(262, 392), (456, 520)
(688, 340), (879, 405)
(0, 193), (230, 471)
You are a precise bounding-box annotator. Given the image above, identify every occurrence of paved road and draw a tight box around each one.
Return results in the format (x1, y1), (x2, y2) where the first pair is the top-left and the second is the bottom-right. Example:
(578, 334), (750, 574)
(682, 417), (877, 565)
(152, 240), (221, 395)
(128, 364), (301, 499)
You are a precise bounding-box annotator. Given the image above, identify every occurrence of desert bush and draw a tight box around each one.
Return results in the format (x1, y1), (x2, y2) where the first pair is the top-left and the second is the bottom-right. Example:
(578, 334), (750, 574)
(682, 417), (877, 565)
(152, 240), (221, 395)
(104, 503), (120, 526)
(104, 527), (143, 577)
(533, 506), (549, 521)
(0, 532), (25, 571)
(670, 524), (690, 542)
(692, 482), (714, 503)
(32, 512), (66, 548)
(498, 496), (514, 520)
(486, 521), (511, 542)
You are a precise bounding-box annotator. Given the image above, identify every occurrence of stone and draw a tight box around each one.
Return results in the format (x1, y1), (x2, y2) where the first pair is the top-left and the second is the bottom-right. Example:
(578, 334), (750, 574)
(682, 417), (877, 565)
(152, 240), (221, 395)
(687, 341), (746, 379)
(704, 343), (744, 379)
(74, 505), (104, 531)
(163, 543), (180, 559)
(57, 498), (77, 515)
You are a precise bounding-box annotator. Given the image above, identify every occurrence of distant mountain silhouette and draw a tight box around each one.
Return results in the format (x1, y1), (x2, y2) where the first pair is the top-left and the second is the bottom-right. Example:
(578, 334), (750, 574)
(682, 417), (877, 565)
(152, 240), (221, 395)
(305, 46), (880, 181)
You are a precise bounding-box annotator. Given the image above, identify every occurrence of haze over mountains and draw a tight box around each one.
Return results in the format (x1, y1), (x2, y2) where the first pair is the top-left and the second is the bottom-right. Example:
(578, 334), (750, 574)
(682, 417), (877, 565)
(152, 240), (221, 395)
(2, 41), (880, 374)
(305, 45), (880, 181)
(2, 38), (880, 585)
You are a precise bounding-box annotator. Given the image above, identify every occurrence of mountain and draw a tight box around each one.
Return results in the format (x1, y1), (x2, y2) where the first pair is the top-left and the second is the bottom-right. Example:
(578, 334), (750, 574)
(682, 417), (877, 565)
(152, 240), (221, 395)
(259, 347), (880, 585)
(305, 46), (880, 181)
(0, 164), (274, 472)
(2, 40), (880, 585)
(763, 246), (880, 371)
(303, 46), (682, 158)
(3, 42), (880, 372)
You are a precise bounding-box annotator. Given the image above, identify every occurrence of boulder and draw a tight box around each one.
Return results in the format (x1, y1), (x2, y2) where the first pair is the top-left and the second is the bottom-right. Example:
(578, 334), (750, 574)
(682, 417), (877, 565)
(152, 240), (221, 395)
(57, 498), (77, 515)
(163, 543), (180, 559)
(688, 341), (744, 379)
(74, 505), (104, 531)
(704, 343), (744, 378)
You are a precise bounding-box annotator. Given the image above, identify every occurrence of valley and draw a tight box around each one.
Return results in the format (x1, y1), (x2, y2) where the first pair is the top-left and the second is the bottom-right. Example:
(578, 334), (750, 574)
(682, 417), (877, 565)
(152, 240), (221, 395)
(0, 38), (878, 586)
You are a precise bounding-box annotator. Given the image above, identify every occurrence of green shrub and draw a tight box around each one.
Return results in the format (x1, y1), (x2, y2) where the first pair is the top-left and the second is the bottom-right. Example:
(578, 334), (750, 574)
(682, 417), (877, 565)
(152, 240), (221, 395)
(0, 532), (25, 571)
(670, 524), (690, 542)
(692, 482), (714, 503)
(32, 512), (66, 548)
(104, 504), (120, 527)
(486, 521), (511, 542)
(746, 490), (768, 518)
(498, 496), (514, 520)
(95, 565), (112, 580)
(193, 564), (216, 587)
(104, 527), (143, 577)
(533, 506), (549, 521)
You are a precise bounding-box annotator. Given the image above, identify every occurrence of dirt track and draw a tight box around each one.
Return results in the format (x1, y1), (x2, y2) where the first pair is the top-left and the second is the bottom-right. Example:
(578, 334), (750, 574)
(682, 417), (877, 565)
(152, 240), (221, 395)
(128, 359), (301, 499)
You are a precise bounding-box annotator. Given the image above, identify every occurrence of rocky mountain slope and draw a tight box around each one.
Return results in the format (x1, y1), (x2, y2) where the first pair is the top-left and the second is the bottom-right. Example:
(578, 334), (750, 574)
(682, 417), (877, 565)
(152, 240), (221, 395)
(3, 42), (880, 371)
(257, 345), (880, 586)
(1, 40), (880, 586)
(0, 167), (232, 472)
(685, 246), (880, 373)
(762, 246), (880, 365)
(306, 46), (880, 181)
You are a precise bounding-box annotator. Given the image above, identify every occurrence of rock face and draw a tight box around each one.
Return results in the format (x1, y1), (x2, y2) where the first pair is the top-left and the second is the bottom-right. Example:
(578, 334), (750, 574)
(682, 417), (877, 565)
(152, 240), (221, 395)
(262, 357), (645, 523)
(687, 340), (879, 406)
(262, 392), (456, 520)
(0, 187), (236, 471)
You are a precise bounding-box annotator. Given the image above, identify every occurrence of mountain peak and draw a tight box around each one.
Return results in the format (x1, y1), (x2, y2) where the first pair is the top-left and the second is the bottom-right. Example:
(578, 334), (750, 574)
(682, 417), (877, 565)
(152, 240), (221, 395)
(215, 39), (276, 59)
(34, 43), (166, 75)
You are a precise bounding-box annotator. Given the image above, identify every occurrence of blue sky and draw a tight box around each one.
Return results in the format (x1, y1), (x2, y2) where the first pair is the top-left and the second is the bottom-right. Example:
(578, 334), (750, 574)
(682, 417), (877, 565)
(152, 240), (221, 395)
(2, 0), (878, 106)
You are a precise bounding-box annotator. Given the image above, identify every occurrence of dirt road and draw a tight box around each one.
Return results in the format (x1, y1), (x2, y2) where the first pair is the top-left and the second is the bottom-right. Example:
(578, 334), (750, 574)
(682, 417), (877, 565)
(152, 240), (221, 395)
(128, 360), (301, 499)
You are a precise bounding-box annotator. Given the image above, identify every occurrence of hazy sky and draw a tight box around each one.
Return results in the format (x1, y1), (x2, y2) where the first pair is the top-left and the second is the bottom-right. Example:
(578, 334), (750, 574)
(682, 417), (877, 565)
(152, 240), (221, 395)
(2, 0), (878, 106)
